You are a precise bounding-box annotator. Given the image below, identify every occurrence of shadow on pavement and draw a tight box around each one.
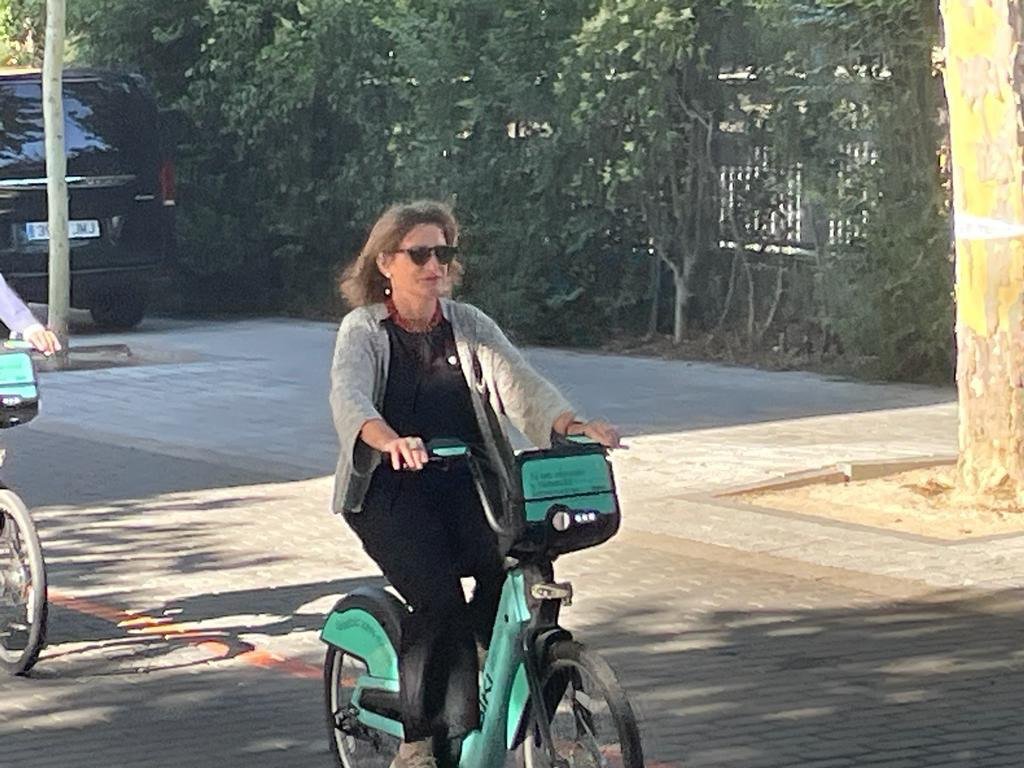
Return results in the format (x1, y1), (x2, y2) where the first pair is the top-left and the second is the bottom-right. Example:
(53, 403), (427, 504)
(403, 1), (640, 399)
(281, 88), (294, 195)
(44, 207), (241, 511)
(585, 588), (1024, 767)
(4, 584), (1024, 767)
(43, 575), (388, 650)
(1, 653), (331, 768)
(33, 495), (295, 594)
(0, 427), (315, 508)
(0, 576), (385, 768)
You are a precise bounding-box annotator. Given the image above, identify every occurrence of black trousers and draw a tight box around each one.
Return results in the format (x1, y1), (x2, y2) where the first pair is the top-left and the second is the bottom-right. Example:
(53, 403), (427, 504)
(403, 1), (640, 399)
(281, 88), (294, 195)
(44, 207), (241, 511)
(344, 464), (504, 741)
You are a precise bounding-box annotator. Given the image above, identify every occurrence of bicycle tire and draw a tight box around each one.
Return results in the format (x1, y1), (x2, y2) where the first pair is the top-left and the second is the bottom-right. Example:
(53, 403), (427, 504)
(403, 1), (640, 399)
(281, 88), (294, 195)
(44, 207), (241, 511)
(0, 489), (47, 675)
(518, 639), (644, 768)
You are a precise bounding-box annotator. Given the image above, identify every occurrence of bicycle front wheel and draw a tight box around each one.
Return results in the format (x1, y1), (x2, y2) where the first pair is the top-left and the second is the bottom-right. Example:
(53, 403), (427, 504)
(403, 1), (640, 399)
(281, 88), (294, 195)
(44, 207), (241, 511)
(519, 639), (644, 768)
(0, 489), (47, 675)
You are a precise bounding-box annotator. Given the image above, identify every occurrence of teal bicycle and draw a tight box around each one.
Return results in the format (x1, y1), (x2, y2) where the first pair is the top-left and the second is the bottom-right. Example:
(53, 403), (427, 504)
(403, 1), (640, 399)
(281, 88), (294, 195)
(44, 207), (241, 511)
(320, 438), (644, 767)
(0, 340), (47, 675)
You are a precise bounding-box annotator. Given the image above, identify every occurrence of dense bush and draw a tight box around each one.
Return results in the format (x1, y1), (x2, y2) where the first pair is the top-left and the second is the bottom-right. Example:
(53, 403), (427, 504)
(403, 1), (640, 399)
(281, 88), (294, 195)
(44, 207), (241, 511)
(58, 0), (951, 379)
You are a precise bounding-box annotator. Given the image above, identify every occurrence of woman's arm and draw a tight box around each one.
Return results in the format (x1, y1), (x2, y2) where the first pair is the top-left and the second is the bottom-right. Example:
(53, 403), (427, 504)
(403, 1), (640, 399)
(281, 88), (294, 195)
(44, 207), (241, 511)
(0, 273), (61, 355)
(0, 272), (39, 334)
(470, 306), (620, 448)
(328, 313), (430, 471)
(329, 314), (386, 473)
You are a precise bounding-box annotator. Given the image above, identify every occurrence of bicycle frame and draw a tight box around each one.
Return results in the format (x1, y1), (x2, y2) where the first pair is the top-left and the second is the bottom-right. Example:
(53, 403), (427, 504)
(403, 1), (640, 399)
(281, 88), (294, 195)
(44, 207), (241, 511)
(459, 567), (535, 767)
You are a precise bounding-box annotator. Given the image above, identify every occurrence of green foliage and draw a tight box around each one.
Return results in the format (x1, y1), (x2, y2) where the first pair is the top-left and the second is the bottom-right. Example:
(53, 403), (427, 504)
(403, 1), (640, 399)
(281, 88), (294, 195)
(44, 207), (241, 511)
(756, 0), (952, 381)
(1, 0), (45, 65)
(376, 0), (652, 344)
(561, 0), (745, 339)
(66, 0), (951, 380)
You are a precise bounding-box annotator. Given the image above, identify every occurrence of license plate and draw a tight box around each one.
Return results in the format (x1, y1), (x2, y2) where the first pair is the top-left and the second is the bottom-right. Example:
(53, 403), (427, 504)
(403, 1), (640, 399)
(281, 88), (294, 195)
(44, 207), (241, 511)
(24, 219), (101, 241)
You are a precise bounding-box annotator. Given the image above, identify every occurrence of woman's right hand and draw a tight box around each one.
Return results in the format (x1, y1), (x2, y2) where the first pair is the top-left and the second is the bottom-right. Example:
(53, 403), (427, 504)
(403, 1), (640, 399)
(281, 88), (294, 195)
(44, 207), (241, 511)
(382, 435), (429, 471)
(22, 323), (61, 357)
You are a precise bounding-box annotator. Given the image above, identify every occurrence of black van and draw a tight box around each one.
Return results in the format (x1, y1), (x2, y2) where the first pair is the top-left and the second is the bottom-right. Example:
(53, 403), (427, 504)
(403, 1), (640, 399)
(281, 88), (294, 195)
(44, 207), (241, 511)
(0, 67), (175, 328)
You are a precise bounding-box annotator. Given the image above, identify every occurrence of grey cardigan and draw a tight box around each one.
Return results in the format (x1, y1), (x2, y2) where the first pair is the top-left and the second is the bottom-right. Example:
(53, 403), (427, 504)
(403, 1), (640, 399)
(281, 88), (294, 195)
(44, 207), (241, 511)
(329, 299), (574, 513)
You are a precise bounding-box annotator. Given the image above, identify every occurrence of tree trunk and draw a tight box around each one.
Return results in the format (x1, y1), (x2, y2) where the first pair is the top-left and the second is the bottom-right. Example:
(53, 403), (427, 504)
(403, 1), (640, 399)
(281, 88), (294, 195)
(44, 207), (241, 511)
(941, 0), (1024, 500)
(43, 0), (70, 356)
(673, 276), (685, 345)
(645, 248), (661, 340)
(660, 255), (688, 345)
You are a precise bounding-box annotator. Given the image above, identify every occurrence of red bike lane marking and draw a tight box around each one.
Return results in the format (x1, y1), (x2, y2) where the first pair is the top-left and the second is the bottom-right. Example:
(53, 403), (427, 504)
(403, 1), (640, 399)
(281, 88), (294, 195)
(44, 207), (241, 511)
(48, 590), (677, 767)
(48, 590), (322, 679)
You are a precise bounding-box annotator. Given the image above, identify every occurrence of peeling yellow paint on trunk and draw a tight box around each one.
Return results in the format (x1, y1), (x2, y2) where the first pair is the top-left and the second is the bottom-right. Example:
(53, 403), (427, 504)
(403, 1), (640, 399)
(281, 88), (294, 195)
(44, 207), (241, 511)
(944, 0), (1024, 336)
(942, 0), (1024, 501)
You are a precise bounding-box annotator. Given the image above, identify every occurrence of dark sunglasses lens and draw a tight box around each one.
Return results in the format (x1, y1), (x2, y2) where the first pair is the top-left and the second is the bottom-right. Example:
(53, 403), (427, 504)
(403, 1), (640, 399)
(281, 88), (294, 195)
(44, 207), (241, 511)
(407, 246), (457, 265)
(435, 245), (458, 265)
(405, 247), (430, 265)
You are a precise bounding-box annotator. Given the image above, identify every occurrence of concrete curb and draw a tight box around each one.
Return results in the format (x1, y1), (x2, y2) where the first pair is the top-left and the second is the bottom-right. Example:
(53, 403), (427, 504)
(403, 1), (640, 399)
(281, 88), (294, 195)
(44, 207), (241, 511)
(33, 343), (206, 372)
(716, 454), (958, 497)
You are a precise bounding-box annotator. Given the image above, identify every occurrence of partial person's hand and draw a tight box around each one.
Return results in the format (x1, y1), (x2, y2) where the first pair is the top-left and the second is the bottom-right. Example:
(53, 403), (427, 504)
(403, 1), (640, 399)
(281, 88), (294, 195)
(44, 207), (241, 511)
(574, 419), (621, 449)
(383, 435), (429, 471)
(23, 324), (62, 357)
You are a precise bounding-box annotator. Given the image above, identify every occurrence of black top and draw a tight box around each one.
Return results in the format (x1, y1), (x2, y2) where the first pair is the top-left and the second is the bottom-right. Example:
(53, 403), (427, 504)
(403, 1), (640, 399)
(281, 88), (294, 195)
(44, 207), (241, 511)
(379, 317), (484, 451)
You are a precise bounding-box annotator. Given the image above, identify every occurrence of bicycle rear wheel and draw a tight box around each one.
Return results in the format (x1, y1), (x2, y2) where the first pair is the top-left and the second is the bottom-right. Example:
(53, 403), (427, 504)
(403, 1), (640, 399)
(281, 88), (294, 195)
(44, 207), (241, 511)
(0, 489), (47, 675)
(519, 639), (644, 768)
(325, 646), (401, 768)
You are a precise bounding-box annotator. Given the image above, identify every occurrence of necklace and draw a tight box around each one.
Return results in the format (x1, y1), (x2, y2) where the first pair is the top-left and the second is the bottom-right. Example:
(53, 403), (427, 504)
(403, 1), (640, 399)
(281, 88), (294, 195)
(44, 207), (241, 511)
(386, 298), (443, 333)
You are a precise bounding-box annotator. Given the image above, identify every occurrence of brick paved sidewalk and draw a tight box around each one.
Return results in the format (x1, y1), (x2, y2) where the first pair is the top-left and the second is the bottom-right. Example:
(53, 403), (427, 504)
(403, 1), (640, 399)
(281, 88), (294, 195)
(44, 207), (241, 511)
(1, 429), (1022, 767)
(3, 318), (1020, 768)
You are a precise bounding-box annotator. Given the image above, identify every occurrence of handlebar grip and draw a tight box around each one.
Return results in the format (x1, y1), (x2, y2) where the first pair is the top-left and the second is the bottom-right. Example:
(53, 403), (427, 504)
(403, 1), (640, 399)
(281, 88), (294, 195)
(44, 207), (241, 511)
(430, 444), (470, 459)
(566, 434), (599, 445)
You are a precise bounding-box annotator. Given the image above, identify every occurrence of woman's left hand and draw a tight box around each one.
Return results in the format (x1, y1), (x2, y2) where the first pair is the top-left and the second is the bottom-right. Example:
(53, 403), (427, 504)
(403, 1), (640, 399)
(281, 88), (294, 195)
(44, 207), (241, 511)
(574, 419), (621, 449)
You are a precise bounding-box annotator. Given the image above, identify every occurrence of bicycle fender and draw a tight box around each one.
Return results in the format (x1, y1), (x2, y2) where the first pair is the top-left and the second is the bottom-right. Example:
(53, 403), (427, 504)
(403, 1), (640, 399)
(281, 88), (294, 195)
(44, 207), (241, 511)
(320, 587), (406, 681)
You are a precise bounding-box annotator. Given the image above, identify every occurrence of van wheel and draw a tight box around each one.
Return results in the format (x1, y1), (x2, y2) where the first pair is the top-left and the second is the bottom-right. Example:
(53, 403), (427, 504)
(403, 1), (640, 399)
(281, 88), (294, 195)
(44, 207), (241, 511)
(90, 285), (148, 329)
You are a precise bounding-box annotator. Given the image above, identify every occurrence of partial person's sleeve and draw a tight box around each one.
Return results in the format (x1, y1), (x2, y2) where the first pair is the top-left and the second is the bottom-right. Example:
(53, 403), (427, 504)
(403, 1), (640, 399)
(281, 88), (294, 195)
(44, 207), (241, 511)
(472, 307), (575, 448)
(0, 273), (40, 334)
(329, 314), (383, 473)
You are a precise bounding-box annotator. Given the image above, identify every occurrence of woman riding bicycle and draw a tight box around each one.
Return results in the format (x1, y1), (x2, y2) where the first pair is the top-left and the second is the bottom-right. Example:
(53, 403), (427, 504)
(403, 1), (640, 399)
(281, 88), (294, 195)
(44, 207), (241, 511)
(329, 200), (619, 768)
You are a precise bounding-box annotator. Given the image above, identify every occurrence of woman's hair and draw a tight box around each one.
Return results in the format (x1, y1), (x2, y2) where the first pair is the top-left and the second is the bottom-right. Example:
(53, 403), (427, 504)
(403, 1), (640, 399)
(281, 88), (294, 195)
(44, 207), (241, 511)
(339, 200), (461, 307)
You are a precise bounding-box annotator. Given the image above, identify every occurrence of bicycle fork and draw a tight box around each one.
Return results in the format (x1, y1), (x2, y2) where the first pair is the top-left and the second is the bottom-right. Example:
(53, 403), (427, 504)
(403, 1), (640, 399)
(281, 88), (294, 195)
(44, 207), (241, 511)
(520, 579), (576, 768)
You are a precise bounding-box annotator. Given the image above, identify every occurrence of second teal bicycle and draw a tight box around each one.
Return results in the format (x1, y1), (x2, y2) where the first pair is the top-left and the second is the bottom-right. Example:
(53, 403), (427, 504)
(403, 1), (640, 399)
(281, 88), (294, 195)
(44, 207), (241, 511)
(320, 437), (643, 768)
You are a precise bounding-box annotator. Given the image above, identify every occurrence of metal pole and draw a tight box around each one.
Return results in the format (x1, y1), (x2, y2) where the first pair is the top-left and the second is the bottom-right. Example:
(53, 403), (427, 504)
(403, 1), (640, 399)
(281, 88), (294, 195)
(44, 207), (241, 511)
(42, 0), (70, 357)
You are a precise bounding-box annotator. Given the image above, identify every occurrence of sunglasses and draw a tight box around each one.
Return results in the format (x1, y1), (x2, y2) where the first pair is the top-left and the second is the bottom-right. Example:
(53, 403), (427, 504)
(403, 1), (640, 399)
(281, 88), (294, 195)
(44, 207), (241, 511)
(396, 244), (459, 266)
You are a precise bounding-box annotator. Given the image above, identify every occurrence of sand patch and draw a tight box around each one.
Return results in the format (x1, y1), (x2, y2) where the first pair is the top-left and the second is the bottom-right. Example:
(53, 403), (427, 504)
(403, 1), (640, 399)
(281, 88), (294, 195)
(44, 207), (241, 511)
(743, 465), (1024, 539)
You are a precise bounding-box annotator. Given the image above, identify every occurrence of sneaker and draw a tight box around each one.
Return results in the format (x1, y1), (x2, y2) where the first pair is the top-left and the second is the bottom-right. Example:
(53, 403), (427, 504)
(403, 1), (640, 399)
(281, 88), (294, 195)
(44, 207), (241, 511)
(389, 740), (437, 768)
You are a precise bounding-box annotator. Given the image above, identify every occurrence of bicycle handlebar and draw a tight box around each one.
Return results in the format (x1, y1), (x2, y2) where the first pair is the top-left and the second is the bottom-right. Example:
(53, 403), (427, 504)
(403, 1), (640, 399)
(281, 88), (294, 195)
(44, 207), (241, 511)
(2, 339), (51, 359)
(380, 437), (612, 537)
(2, 340), (35, 352)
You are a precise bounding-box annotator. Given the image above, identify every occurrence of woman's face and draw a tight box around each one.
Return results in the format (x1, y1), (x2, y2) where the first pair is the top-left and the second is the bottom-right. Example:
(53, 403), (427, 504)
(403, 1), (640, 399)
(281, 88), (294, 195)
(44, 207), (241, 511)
(378, 223), (449, 303)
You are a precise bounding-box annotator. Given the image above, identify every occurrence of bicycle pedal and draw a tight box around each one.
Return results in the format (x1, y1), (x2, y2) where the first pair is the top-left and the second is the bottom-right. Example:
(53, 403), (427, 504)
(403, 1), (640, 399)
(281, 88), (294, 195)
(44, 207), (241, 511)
(531, 581), (573, 605)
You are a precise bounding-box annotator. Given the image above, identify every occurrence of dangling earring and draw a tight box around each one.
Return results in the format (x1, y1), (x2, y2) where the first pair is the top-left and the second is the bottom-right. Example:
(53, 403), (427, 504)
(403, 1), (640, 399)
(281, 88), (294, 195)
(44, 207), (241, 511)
(384, 272), (392, 297)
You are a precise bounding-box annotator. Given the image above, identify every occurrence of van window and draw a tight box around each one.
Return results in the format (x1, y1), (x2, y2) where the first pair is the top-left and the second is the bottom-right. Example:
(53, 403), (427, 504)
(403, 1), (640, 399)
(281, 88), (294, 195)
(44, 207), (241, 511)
(0, 78), (157, 178)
